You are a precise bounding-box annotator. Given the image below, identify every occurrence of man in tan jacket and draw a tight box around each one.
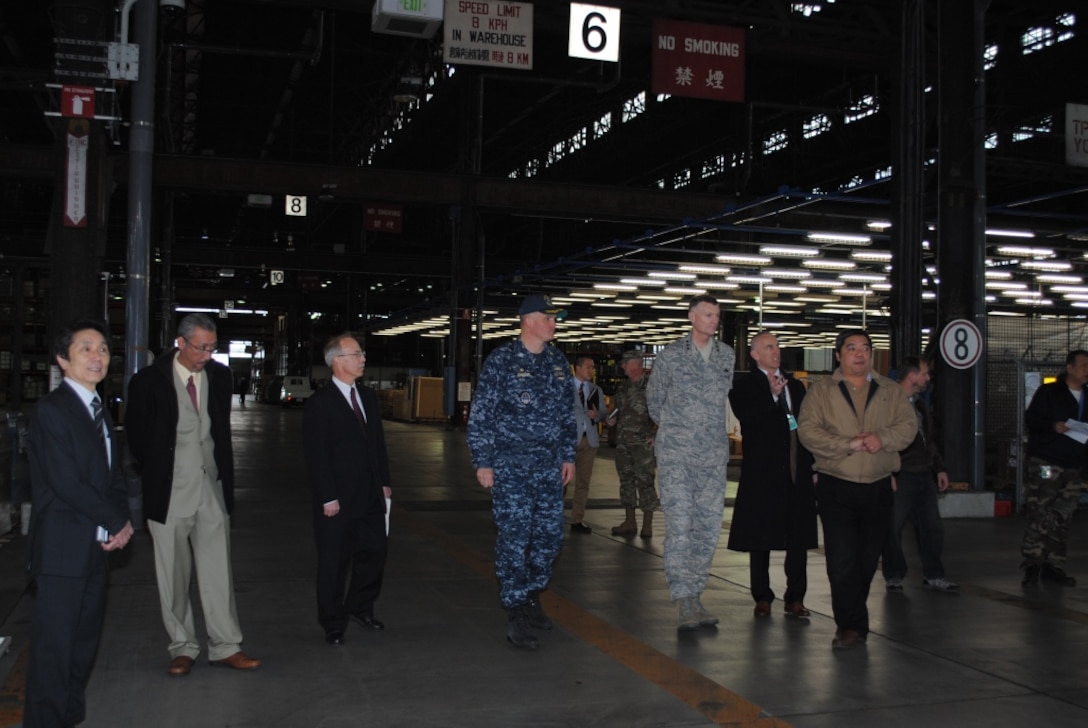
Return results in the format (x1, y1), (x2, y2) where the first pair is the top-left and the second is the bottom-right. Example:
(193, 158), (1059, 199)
(797, 329), (917, 649)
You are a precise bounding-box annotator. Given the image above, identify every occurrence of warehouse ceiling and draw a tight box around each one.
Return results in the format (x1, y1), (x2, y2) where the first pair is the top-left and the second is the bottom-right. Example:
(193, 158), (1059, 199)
(1, 0), (1087, 351)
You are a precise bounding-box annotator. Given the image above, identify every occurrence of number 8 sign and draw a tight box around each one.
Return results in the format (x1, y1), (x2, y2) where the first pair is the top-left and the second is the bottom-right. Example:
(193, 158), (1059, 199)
(939, 319), (983, 370)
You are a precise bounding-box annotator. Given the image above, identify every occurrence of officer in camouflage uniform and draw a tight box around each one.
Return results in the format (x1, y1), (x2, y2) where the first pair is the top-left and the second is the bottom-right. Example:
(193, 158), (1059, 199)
(647, 295), (735, 630)
(607, 350), (660, 538)
(1021, 349), (1088, 588)
(467, 294), (577, 649)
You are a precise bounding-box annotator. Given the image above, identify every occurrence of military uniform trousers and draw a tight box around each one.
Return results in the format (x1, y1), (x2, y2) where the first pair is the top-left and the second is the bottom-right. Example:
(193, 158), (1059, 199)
(491, 459), (566, 609)
(615, 440), (658, 512)
(1021, 457), (1085, 566)
(657, 454), (727, 601)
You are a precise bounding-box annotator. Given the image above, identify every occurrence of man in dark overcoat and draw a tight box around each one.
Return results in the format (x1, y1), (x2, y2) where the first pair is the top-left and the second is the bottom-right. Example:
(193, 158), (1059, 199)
(727, 331), (817, 618)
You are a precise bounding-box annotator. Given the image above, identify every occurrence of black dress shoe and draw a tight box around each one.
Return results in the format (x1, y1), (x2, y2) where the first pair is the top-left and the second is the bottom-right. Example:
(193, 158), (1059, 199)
(351, 614), (385, 631)
(571, 522), (592, 534)
(1041, 562), (1076, 586)
(325, 630), (345, 646)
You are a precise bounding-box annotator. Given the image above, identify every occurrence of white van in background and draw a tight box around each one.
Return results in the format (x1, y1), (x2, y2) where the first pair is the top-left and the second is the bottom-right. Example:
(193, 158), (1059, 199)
(280, 376), (314, 407)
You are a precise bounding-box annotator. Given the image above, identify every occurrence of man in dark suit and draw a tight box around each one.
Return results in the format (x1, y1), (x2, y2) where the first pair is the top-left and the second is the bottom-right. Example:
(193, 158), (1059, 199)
(303, 333), (391, 646)
(727, 331), (817, 619)
(126, 313), (260, 676)
(25, 319), (134, 727)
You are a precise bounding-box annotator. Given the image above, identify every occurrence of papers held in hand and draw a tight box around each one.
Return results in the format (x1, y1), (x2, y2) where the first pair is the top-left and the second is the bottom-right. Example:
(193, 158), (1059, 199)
(1063, 419), (1088, 444)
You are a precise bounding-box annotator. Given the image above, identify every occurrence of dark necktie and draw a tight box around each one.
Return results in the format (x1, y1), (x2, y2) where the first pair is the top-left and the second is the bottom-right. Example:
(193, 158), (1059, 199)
(351, 387), (368, 434)
(579, 384), (586, 408)
(91, 394), (108, 461)
(186, 375), (199, 412)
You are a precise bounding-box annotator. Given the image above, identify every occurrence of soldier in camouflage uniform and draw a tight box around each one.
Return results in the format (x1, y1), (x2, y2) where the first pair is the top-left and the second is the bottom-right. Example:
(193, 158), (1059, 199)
(607, 350), (659, 538)
(646, 295), (735, 630)
(467, 294), (577, 649)
(1020, 349), (1088, 588)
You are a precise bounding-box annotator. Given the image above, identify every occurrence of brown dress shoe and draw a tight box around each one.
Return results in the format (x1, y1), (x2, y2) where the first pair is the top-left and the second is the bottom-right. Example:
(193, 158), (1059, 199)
(168, 655), (194, 677)
(753, 600), (771, 617)
(831, 629), (866, 649)
(209, 651), (261, 670)
(784, 601), (811, 618)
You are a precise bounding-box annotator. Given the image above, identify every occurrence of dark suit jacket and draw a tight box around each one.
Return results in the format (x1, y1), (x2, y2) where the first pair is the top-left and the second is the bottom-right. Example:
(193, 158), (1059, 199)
(27, 381), (129, 579)
(302, 381), (390, 518)
(126, 351), (235, 524)
(727, 366), (817, 552)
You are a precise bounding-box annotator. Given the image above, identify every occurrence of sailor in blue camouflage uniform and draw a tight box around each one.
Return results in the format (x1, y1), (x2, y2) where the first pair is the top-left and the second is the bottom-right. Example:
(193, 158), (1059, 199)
(647, 294), (735, 630)
(468, 293), (577, 650)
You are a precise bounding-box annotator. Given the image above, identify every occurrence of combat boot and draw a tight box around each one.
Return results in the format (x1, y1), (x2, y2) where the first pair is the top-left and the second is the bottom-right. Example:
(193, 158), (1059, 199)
(611, 507), (637, 535)
(677, 597), (700, 631)
(640, 510), (653, 539)
(525, 591), (553, 631)
(692, 595), (719, 626)
(506, 605), (539, 649)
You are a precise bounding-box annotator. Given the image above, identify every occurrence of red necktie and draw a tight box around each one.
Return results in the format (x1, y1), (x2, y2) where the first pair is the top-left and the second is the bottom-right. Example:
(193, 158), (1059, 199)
(187, 375), (199, 412)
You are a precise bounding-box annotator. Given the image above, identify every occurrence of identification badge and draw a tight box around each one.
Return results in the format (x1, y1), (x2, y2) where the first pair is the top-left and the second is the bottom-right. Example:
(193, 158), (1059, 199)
(787, 413), (798, 431)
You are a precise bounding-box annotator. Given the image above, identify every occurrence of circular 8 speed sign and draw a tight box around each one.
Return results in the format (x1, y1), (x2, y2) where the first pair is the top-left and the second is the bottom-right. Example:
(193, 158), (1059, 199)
(939, 319), (983, 370)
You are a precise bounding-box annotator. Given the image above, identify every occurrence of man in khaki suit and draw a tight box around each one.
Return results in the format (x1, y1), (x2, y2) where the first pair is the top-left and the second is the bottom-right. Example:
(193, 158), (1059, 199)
(127, 313), (260, 676)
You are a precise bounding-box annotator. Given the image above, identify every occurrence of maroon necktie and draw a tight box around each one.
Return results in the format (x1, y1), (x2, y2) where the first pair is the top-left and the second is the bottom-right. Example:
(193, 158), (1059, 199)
(186, 375), (199, 412)
(350, 387), (368, 434)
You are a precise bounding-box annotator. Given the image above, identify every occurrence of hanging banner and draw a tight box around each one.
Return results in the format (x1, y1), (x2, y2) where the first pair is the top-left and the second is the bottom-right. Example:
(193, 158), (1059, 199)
(443, 0), (533, 70)
(64, 120), (90, 228)
(651, 18), (745, 102)
(1068, 102), (1088, 168)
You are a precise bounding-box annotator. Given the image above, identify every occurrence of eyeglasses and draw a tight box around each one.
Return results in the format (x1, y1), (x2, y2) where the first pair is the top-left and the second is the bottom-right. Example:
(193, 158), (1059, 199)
(183, 337), (218, 354)
(336, 351), (366, 359)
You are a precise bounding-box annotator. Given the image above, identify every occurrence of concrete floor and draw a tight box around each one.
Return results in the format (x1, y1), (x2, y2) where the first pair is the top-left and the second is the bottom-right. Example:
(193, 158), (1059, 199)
(1, 403), (1087, 727)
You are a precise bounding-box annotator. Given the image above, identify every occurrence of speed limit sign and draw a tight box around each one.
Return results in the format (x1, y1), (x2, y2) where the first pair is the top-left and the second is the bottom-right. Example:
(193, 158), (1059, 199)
(569, 4), (621, 62)
(939, 319), (983, 370)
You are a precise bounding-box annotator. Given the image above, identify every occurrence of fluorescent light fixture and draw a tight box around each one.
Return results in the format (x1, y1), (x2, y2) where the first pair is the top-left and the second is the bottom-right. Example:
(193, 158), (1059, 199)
(715, 253), (772, 266)
(620, 277), (668, 286)
(986, 228), (1035, 238)
(765, 284), (807, 293)
(726, 275), (773, 285)
(758, 245), (820, 258)
(1015, 298), (1052, 305)
(1020, 260), (1072, 272)
(1035, 274), (1083, 284)
(985, 281), (1028, 290)
(995, 245), (1053, 257)
(764, 268), (812, 280)
(832, 288), (875, 296)
(866, 220), (892, 231)
(796, 295), (840, 303)
(593, 283), (637, 291)
(663, 286), (708, 295)
(838, 272), (886, 283)
(695, 280), (741, 290)
(1051, 285), (1088, 294)
(850, 250), (892, 262)
(800, 278), (844, 288)
(679, 264), (731, 275)
(647, 271), (698, 280)
(984, 269), (1013, 279)
(802, 259), (856, 271)
(806, 232), (872, 246)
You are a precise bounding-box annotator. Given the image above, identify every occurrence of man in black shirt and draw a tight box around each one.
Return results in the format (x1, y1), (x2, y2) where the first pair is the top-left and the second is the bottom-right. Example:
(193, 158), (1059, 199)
(1021, 349), (1088, 587)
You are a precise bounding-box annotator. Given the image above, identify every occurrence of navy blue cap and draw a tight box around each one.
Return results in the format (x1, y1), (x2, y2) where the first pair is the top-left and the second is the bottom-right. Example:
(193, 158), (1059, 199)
(518, 294), (567, 319)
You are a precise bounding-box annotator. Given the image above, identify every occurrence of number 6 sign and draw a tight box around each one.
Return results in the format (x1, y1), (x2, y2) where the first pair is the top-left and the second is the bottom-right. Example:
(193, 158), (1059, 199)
(939, 319), (983, 370)
(569, 4), (621, 62)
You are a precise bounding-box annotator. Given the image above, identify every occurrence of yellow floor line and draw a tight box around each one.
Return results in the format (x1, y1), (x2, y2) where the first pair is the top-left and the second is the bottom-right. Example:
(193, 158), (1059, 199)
(397, 508), (790, 728)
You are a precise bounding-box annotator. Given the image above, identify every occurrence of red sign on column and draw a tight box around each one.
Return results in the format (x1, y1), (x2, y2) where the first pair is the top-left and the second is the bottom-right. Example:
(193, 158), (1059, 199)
(364, 203), (403, 234)
(651, 19), (745, 102)
(61, 85), (96, 118)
